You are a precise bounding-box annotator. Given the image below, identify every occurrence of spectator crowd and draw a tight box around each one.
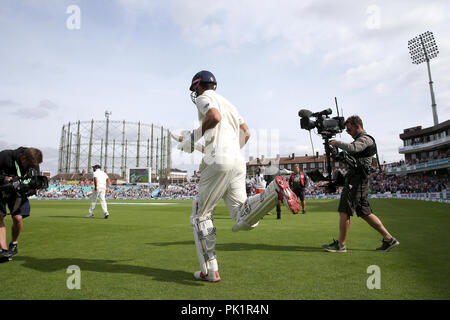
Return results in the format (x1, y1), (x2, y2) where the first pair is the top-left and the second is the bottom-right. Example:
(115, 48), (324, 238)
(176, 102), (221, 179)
(384, 150), (450, 168)
(370, 172), (448, 194)
(243, 169), (448, 197)
(37, 182), (197, 200)
(37, 170), (448, 200)
(159, 183), (198, 198)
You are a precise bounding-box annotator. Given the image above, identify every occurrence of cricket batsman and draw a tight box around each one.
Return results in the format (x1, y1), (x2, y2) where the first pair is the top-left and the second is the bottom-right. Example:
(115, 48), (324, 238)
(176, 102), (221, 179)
(178, 70), (300, 282)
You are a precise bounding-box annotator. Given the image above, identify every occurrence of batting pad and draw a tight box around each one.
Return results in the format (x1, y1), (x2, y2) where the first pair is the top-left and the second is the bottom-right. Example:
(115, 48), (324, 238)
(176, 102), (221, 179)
(232, 180), (279, 232)
(191, 199), (218, 275)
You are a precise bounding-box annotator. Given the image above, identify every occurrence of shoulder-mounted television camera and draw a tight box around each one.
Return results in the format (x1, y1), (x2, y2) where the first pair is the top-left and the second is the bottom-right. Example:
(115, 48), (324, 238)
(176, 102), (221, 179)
(0, 168), (48, 201)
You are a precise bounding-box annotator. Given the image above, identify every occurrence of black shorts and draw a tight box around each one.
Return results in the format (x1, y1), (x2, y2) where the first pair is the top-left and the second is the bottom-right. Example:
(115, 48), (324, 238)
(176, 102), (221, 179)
(0, 198), (31, 218)
(338, 174), (372, 217)
(293, 188), (305, 201)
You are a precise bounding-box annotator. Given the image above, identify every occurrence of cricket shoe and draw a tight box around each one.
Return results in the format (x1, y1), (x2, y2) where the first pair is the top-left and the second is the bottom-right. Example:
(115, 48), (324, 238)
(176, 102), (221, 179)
(322, 239), (347, 252)
(193, 270), (221, 282)
(232, 220), (259, 232)
(275, 176), (300, 214)
(0, 250), (12, 263)
(376, 237), (400, 252)
(104, 212), (110, 219)
(8, 242), (18, 256)
(86, 213), (94, 218)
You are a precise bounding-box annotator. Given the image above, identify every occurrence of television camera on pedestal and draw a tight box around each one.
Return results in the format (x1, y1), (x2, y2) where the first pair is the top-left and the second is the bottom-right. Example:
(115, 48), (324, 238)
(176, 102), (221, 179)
(298, 98), (357, 193)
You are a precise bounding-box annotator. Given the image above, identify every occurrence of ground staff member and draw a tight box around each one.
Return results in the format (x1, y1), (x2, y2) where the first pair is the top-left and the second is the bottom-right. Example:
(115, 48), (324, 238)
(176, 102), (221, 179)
(289, 164), (308, 214)
(0, 147), (43, 262)
(322, 115), (399, 252)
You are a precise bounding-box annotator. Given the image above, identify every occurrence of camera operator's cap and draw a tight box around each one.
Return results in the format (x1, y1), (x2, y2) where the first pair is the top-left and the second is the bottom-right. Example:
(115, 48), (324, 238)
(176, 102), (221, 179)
(189, 70), (217, 91)
(92, 164), (101, 170)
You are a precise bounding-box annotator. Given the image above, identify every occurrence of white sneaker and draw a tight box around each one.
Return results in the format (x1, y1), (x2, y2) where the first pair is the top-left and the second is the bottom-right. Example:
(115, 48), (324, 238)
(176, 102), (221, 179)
(86, 213), (94, 218)
(104, 212), (109, 219)
(193, 270), (221, 282)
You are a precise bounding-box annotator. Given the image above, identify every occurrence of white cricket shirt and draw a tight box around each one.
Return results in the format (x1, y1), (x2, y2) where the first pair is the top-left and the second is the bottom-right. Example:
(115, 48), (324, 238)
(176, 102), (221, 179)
(195, 90), (245, 165)
(93, 169), (109, 190)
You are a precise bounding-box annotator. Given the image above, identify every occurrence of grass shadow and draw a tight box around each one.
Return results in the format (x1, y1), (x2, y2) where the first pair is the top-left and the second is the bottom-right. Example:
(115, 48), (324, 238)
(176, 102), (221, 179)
(148, 241), (327, 252)
(44, 216), (92, 219)
(14, 256), (203, 287)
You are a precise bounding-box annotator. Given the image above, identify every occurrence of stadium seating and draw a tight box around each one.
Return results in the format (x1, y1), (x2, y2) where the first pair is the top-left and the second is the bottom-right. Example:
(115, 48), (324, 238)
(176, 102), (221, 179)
(36, 168), (447, 200)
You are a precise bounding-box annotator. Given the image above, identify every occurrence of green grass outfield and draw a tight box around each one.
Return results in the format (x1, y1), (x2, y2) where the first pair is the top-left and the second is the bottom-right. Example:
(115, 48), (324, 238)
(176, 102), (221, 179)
(0, 199), (449, 300)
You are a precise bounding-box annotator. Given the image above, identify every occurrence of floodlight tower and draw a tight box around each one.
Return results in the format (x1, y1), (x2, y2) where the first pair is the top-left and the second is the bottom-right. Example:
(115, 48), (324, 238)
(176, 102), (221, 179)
(104, 110), (112, 171)
(408, 31), (440, 125)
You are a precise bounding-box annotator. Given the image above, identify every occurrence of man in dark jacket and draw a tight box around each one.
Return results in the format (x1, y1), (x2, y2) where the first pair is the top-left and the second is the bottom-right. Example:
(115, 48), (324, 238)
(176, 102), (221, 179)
(0, 147), (43, 262)
(289, 164), (308, 214)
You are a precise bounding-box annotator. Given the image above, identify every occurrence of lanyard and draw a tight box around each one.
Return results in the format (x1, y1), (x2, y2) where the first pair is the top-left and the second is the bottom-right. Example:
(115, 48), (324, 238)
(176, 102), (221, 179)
(15, 161), (22, 177)
(15, 161), (31, 183)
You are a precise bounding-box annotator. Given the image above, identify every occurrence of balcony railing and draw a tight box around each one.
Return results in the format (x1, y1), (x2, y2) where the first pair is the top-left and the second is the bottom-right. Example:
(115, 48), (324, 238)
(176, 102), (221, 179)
(386, 158), (450, 174)
(399, 135), (450, 153)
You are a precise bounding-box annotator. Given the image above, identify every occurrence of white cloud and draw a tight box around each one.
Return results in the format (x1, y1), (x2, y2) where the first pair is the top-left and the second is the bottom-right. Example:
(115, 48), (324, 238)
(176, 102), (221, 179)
(7, 99), (60, 119)
(342, 60), (386, 89)
(38, 99), (59, 110)
(115, 0), (158, 12)
(167, 0), (317, 52)
(2, 0), (450, 174)
(0, 140), (20, 150)
(0, 100), (21, 107)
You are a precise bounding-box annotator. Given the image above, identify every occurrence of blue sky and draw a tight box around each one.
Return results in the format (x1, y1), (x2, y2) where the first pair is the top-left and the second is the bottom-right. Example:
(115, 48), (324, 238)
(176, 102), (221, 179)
(1, 0), (449, 175)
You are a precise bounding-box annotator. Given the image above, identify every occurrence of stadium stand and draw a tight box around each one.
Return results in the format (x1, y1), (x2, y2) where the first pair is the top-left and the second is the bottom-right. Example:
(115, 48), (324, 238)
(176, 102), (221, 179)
(36, 167), (447, 201)
(38, 118), (449, 202)
(37, 182), (197, 200)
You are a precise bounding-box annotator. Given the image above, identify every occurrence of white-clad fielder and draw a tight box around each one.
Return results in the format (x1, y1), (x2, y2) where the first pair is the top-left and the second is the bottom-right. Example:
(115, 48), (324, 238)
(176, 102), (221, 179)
(180, 70), (300, 282)
(86, 164), (110, 219)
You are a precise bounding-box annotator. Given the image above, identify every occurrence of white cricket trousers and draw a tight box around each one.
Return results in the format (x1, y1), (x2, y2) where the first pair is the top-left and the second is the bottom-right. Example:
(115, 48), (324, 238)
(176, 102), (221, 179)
(195, 160), (247, 221)
(191, 160), (247, 274)
(89, 189), (108, 214)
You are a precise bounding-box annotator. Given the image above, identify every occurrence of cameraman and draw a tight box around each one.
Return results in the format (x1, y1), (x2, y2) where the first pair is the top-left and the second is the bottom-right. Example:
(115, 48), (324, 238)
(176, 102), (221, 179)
(0, 147), (43, 261)
(322, 116), (399, 252)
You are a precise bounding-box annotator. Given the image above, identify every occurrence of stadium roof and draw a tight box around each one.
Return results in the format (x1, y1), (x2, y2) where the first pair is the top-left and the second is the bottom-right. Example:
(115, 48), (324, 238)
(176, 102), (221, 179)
(400, 119), (450, 140)
(247, 154), (326, 166)
(51, 172), (123, 181)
